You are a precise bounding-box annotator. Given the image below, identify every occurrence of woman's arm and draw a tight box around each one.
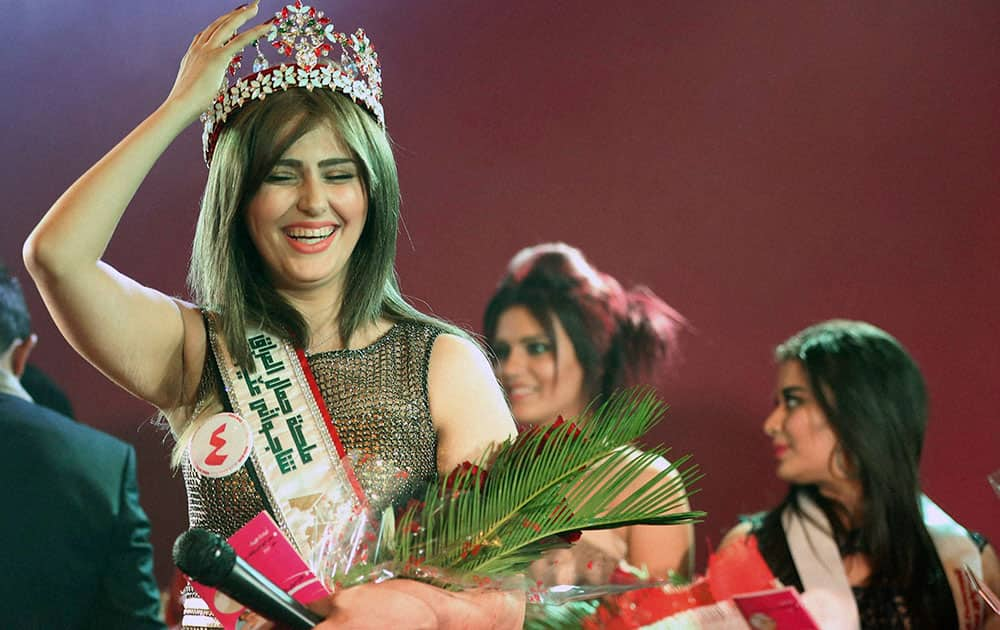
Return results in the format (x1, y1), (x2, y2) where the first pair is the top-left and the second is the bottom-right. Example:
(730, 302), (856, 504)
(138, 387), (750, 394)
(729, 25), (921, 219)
(301, 334), (525, 629)
(312, 580), (525, 630)
(401, 333), (524, 626)
(624, 461), (695, 579)
(427, 333), (517, 473)
(22, 4), (271, 418)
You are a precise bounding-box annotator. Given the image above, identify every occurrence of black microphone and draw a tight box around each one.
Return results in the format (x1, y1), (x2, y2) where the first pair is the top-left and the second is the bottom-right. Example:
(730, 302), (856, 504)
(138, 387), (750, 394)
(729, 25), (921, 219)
(173, 528), (325, 630)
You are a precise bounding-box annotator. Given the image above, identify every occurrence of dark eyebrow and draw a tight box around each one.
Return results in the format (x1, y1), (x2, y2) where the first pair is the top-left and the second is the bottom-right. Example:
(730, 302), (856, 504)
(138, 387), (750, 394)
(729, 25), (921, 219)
(273, 157), (356, 168)
(519, 335), (551, 344)
(319, 158), (357, 168)
(781, 386), (808, 397)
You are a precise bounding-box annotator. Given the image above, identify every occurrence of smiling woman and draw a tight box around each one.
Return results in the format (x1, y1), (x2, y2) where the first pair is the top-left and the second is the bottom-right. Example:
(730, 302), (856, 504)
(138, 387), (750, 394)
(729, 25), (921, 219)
(720, 320), (1000, 629)
(244, 128), (364, 291)
(22, 2), (523, 628)
(490, 304), (589, 426)
(483, 242), (695, 586)
(188, 83), (406, 369)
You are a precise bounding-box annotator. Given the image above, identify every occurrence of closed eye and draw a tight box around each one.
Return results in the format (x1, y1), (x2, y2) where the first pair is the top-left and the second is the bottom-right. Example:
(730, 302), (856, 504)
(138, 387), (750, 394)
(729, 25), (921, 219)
(323, 170), (357, 182)
(264, 172), (296, 183)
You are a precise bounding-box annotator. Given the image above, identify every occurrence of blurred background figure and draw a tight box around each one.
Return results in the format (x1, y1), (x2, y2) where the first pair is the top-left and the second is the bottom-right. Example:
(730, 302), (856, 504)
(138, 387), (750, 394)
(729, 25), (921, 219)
(0, 263), (165, 629)
(721, 319), (1000, 628)
(483, 242), (694, 584)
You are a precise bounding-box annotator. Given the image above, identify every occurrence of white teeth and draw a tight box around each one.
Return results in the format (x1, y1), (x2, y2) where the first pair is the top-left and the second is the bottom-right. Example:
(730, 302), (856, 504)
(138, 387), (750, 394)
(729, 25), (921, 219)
(286, 226), (336, 240)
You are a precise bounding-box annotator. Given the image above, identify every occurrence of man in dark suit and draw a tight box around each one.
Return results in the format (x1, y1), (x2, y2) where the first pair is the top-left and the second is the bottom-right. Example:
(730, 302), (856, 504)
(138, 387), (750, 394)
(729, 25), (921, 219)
(0, 264), (165, 629)
(21, 362), (76, 419)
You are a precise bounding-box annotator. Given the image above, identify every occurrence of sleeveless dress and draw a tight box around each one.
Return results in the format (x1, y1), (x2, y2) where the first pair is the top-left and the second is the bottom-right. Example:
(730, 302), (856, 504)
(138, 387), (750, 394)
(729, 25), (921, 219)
(181, 320), (442, 628)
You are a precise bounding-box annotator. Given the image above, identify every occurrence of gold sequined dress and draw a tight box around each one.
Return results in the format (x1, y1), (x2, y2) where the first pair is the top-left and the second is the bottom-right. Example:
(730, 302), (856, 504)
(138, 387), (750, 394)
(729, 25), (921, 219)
(181, 320), (442, 629)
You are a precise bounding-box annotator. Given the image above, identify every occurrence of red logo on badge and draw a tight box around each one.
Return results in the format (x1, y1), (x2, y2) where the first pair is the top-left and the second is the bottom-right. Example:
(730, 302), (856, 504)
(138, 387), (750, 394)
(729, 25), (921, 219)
(189, 413), (252, 478)
(205, 423), (229, 466)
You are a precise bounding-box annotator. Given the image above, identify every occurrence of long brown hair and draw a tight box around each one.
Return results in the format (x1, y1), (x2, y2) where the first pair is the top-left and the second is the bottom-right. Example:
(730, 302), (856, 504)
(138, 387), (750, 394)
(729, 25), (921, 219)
(173, 88), (468, 463)
(770, 320), (947, 625)
(188, 88), (462, 368)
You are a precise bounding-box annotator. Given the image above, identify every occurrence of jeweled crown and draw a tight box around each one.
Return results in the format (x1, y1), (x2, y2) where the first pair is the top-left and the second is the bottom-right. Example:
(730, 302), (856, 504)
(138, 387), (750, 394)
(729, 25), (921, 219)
(201, 1), (383, 165)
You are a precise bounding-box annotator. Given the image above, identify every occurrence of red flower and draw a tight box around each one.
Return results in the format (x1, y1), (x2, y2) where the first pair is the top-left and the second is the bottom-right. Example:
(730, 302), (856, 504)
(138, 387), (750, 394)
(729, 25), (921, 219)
(398, 498), (426, 534)
(582, 577), (715, 629)
(609, 566), (640, 585)
(443, 461), (488, 493)
(460, 540), (484, 559)
(705, 535), (777, 601)
(550, 416), (582, 436)
(529, 416), (584, 456)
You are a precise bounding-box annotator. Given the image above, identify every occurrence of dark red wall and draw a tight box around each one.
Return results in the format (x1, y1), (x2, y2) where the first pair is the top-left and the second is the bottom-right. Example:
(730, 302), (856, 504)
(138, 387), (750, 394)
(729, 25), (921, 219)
(3, 1), (998, 587)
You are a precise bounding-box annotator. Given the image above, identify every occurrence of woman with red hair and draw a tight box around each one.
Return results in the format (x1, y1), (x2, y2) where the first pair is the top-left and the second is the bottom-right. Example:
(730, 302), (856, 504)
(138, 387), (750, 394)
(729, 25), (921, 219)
(483, 243), (695, 584)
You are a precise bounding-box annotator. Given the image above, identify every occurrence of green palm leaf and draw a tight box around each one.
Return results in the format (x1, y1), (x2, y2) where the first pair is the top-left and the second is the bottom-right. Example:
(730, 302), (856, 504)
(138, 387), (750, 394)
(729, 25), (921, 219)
(393, 388), (704, 577)
(524, 600), (600, 630)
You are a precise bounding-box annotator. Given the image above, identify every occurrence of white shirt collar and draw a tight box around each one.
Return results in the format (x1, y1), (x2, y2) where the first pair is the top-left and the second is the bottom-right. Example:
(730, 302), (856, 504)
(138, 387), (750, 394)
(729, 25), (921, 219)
(0, 369), (33, 403)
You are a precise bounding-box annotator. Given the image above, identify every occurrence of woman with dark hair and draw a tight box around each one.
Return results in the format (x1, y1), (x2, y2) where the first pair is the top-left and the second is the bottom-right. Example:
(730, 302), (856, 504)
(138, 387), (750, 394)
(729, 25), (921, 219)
(24, 2), (521, 628)
(721, 319), (1000, 629)
(483, 242), (694, 584)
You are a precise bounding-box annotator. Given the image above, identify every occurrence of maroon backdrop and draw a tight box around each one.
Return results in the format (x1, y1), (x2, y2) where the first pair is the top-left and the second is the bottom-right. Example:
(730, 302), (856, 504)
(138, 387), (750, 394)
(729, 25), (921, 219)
(3, 1), (998, 588)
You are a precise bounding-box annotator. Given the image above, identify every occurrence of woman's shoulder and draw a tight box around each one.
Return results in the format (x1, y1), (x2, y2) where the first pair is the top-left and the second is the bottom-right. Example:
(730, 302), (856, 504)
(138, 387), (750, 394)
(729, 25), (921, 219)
(388, 318), (462, 351)
(719, 520), (757, 549)
(424, 328), (515, 452)
(719, 509), (774, 549)
(426, 332), (491, 379)
(614, 447), (683, 486)
(969, 530), (989, 552)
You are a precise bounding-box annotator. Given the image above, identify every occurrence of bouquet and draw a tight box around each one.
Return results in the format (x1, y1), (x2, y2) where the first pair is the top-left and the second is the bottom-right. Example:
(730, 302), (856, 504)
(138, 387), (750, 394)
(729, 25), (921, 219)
(527, 537), (823, 630)
(314, 388), (703, 593)
(183, 389), (703, 628)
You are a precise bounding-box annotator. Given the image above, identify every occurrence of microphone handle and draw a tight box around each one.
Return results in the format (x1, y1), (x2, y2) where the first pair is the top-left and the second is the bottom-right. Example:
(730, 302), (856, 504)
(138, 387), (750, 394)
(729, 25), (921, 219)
(222, 557), (326, 629)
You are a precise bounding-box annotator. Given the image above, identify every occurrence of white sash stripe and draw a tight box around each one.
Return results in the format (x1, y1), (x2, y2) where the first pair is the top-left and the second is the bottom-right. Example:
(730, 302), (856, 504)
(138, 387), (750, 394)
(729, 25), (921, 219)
(207, 319), (367, 569)
(783, 493), (984, 629)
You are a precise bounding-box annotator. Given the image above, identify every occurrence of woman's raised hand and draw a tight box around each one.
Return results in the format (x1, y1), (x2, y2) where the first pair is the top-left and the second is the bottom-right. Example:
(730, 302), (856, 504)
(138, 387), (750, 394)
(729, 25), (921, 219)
(166, 1), (274, 122)
(22, 4), (274, 418)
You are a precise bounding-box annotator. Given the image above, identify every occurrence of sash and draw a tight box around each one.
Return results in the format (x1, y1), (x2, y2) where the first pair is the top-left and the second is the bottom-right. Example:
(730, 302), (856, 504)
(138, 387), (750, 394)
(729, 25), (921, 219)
(783, 493), (984, 629)
(781, 495), (858, 630)
(922, 495), (986, 629)
(199, 317), (368, 568)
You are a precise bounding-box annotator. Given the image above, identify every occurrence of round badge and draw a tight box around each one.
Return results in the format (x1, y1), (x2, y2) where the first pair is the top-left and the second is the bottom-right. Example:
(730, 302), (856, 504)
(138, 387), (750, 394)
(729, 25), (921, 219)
(188, 412), (253, 478)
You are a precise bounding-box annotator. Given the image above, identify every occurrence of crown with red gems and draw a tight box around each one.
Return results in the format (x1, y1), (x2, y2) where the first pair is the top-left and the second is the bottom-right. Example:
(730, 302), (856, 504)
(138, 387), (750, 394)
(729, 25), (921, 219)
(201, 1), (383, 165)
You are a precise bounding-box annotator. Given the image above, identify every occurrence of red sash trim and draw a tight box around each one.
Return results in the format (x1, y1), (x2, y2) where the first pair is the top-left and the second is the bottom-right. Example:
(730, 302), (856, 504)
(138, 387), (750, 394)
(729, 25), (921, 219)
(294, 347), (368, 508)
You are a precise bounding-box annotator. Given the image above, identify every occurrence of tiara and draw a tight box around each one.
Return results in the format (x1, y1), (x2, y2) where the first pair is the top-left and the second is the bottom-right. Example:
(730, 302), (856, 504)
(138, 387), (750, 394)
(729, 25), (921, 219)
(201, 1), (383, 165)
